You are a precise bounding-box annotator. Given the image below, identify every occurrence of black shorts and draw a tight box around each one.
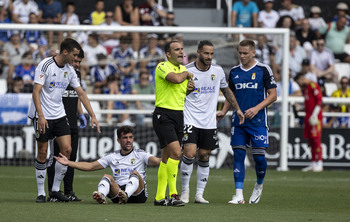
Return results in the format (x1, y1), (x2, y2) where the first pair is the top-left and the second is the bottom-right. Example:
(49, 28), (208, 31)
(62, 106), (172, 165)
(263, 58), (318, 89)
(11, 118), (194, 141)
(111, 184), (148, 204)
(334, 52), (349, 62)
(33, 116), (71, 142)
(152, 107), (184, 149)
(183, 125), (219, 150)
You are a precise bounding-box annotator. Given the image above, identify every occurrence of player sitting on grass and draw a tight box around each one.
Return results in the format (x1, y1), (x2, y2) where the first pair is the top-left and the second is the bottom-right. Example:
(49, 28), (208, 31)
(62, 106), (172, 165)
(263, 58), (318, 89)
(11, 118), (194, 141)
(55, 125), (160, 204)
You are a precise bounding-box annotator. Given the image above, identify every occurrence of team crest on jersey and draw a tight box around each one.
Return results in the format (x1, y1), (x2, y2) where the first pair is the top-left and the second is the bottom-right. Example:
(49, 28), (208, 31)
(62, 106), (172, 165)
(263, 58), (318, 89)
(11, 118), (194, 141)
(252, 73), (256, 80)
(114, 169), (120, 176)
(131, 158), (135, 165)
(183, 133), (188, 141)
(211, 74), (215, 81)
(49, 82), (55, 88)
(64, 72), (68, 78)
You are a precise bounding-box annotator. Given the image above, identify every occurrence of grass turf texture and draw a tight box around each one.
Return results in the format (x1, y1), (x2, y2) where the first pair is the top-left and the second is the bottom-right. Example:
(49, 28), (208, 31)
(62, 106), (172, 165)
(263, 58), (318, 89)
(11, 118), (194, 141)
(0, 166), (349, 222)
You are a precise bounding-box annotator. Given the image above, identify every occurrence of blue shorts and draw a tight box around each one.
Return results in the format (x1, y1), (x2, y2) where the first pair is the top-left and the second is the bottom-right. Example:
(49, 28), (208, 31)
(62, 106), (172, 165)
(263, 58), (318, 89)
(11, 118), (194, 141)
(230, 126), (269, 148)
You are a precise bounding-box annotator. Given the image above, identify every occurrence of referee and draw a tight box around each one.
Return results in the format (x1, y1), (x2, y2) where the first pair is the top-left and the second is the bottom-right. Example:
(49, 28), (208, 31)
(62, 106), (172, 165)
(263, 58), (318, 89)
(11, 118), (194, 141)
(47, 49), (87, 202)
(153, 40), (194, 207)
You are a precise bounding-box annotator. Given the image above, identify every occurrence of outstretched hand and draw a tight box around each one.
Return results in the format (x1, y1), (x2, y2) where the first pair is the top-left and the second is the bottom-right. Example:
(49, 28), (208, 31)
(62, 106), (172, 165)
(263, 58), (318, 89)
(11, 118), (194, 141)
(54, 153), (69, 166)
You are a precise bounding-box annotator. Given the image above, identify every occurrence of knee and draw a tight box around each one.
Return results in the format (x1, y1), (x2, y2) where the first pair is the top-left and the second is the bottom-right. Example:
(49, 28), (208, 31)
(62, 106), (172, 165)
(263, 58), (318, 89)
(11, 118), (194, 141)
(198, 151), (211, 162)
(103, 174), (114, 181)
(233, 148), (246, 161)
(183, 149), (196, 159)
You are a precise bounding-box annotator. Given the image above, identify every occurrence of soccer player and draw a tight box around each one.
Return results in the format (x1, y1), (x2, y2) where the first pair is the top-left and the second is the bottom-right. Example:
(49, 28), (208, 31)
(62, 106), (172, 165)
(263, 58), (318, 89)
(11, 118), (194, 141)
(180, 40), (244, 204)
(28, 38), (101, 203)
(47, 49), (87, 202)
(294, 73), (323, 172)
(55, 126), (161, 204)
(217, 39), (277, 204)
(152, 40), (194, 207)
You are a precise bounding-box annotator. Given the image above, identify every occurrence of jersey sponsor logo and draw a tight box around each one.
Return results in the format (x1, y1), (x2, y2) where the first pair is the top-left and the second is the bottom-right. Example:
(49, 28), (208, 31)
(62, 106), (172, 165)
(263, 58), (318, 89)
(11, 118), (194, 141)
(114, 169), (120, 176)
(198, 86), (216, 94)
(252, 73), (256, 80)
(254, 134), (267, 141)
(63, 90), (78, 97)
(211, 74), (216, 81)
(114, 168), (137, 177)
(193, 87), (200, 95)
(235, 82), (258, 90)
(49, 81), (68, 89)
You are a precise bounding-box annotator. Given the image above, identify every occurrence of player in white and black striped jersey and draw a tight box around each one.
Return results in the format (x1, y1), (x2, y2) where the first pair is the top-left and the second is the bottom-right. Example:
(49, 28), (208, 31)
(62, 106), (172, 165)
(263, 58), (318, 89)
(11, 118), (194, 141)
(54, 126), (161, 204)
(28, 38), (101, 203)
(180, 40), (244, 204)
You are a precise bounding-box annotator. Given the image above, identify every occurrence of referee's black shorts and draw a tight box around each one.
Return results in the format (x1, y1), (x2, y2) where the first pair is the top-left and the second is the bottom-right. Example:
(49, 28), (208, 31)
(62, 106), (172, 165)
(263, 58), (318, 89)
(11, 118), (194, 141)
(152, 107), (184, 149)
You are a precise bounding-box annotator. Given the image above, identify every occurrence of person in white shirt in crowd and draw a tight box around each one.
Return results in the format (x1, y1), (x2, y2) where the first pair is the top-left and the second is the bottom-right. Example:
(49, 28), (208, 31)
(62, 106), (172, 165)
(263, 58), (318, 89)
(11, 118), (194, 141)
(60, 1), (80, 39)
(310, 38), (338, 83)
(300, 58), (317, 83)
(99, 10), (123, 54)
(12, 0), (39, 24)
(82, 33), (108, 68)
(278, 0), (304, 27)
(255, 34), (275, 67)
(308, 6), (326, 31)
(258, 0), (279, 41)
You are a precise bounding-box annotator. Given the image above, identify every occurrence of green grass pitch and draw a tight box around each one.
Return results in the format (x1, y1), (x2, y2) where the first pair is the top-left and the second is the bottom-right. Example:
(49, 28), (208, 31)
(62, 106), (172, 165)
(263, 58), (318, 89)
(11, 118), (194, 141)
(0, 166), (349, 222)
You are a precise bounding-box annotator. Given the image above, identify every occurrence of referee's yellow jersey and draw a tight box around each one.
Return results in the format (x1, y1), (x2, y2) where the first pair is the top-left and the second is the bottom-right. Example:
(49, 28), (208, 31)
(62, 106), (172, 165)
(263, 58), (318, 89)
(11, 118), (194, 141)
(154, 61), (188, 110)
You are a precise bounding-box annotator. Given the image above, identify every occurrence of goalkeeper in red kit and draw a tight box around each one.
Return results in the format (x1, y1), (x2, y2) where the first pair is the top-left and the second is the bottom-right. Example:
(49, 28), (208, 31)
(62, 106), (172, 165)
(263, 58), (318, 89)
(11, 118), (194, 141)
(294, 73), (323, 172)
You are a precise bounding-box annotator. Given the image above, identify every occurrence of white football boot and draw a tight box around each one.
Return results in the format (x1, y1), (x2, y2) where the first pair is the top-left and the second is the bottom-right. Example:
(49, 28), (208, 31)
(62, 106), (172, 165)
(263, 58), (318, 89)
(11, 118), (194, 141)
(249, 184), (263, 204)
(228, 195), (245, 204)
(194, 194), (209, 204)
(180, 189), (189, 204)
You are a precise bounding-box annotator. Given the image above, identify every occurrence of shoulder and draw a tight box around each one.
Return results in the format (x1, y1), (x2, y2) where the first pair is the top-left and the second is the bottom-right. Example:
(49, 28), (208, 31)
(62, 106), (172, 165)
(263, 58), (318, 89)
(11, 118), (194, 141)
(185, 61), (195, 70)
(39, 57), (55, 73)
(256, 62), (272, 72)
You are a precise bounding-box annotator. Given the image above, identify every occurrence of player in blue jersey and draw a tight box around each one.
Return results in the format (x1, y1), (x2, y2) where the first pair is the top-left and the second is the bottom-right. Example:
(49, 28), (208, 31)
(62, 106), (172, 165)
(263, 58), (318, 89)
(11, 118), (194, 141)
(217, 39), (277, 204)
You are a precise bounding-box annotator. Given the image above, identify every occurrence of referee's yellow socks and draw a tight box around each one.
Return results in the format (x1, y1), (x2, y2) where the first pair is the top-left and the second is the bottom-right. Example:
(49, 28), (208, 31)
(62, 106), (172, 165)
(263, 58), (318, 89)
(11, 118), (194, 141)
(155, 161), (168, 201)
(167, 158), (180, 198)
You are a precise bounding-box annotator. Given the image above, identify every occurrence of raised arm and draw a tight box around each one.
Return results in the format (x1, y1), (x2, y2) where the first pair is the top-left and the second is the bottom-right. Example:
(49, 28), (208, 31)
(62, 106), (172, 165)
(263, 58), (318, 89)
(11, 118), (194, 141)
(148, 156), (161, 166)
(54, 153), (104, 171)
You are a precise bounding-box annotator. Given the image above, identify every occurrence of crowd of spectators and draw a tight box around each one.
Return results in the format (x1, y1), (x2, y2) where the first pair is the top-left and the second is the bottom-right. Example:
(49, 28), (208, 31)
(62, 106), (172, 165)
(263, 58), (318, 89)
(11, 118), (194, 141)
(0, 0), (350, 127)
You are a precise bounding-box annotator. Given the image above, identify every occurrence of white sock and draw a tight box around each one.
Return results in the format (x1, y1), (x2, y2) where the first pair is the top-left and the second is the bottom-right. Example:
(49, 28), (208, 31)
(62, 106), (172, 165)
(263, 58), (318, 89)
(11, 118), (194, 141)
(124, 176), (139, 197)
(35, 160), (46, 196)
(180, 155), (194, 191)
(196, 161), (209, 196)
(98, 177), (111, 197)
(51, 161), (68, 192)
(236, 189), (243, 198)
(255, 183), (263, 189)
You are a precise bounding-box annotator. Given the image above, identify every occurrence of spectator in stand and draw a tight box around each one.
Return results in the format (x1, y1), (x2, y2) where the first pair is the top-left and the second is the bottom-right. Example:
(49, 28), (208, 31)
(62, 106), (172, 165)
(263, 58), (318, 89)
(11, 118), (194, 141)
(23, 13), (42, 46)
(0, 0), (13, 14)
(300, 58), (317, 83)
(231, 0), (258, 28)
(115, 0), (140, 53)
(138, 34), (164, 81)
(323, 104), (344, 128)
(83, 33), (108, 68)
(272, 15), (296, 50)
(60, 1), (80, 39)
(90, 0), (105, 26)
(278, 0), (304, 27)
(296, 18), (317, 50)
(99, 11), (123, 54)
(161, 11), (180, 45)
(111, 36), (136, 87)
(38, 0), (62, 47)
(255, 34), (274, 66)
(333, 2), (350, 27)
(0, 2), (11, 47)
(139, 0), (166, 26)
(187, 53), (197, 64)
(258, 0), (279, 41)
(6, 76), (24, 93)
(12, 0), (39, 24)
(2, 31), (29, 83)
(13, 51), (35, 92)
(308, 6), (326, 31)
(310, 38), (338, 83)
(318, 16), (350, 64)
(331, 77), (350, 113)
(32, 37), (49, 64)
(89, 53), (120, 125)
(131, 70), (155, 126)
(275, 34), (306, 76)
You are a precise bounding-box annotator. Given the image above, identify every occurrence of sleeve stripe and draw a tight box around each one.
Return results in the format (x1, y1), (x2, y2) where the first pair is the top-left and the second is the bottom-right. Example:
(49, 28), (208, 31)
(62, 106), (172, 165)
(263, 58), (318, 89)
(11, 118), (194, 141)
(41, 58), (54, 73)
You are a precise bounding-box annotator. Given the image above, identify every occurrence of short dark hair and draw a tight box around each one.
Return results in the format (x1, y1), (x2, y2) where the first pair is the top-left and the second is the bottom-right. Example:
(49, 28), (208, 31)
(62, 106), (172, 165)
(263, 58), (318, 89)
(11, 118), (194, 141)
(120, 35), (131, 44)
(117, 125), (133, 139)
(164, 40), (179, 54)
(198, 40), (213, 51)
(239, 39), (255, 50)
(294, 72), (305, 82)
(66, 1), (75, 7)
(60, 38), (81, 53)
(78, 48), (84, 59)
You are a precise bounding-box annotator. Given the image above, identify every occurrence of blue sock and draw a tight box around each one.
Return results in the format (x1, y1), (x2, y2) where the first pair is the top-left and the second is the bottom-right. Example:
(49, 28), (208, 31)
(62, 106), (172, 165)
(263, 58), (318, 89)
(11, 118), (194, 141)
(253, 155), (267, 185)
(233, 149), (246, 189)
